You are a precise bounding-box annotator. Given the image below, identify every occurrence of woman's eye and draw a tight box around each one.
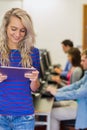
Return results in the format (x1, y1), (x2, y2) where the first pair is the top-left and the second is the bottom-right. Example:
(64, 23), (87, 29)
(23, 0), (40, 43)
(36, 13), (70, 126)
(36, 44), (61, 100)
(11, 27), (26, 33)
(11, 28), (16, 31)
(20, 29), (26, 33)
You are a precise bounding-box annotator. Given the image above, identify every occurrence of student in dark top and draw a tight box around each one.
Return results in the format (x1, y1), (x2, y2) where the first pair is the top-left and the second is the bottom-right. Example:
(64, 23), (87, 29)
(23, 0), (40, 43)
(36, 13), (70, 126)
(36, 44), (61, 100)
(52, 48), (83, 86)
(54, 39), (73, 79)
(0, 8), (40, 130)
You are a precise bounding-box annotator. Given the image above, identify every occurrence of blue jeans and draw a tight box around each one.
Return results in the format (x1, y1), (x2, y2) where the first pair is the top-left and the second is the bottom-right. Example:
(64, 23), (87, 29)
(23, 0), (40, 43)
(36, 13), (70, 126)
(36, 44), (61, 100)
(0, 114), (35, 130)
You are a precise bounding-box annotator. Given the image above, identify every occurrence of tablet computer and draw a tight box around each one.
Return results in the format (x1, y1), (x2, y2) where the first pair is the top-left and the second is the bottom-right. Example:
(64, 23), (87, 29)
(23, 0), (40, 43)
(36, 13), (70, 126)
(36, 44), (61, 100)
(0, 66), (36, 80)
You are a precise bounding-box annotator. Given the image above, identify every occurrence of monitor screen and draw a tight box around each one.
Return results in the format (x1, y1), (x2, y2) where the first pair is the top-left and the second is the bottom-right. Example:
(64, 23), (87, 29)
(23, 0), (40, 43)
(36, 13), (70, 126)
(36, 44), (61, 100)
(46, 51), (52, 66)
(39, 49), (52, 79)
(40, 50), (49, 71)
(39, 56), (45, 80)
(42, 52), (49, 71)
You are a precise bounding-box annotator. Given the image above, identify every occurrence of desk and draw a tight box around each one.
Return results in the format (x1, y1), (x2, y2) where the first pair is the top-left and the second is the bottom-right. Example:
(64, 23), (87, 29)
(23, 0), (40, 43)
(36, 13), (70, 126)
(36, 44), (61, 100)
(34, 95), (54, 130)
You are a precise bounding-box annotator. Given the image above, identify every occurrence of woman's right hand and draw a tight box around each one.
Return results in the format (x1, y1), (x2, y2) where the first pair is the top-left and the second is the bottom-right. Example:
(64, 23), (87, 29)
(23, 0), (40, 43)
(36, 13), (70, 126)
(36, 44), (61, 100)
(54, 67), (62, 74)
(46, 86), (57, 96)
(0, 73), (7, 83)
(51, 75), (61, 83)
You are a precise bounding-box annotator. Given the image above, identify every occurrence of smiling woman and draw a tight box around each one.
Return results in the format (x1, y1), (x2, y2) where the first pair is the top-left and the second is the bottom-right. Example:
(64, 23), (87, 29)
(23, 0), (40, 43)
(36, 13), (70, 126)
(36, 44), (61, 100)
(7, 16), (26, 49)
(0, 8), (40, 130)
(0, 8), (36, 67)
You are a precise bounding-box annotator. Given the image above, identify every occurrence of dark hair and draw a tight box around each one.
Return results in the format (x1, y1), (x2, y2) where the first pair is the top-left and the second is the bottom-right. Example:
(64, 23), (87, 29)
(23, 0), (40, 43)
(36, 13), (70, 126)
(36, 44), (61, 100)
(61, 39), (73, 47)
(68, 48), (81, 67)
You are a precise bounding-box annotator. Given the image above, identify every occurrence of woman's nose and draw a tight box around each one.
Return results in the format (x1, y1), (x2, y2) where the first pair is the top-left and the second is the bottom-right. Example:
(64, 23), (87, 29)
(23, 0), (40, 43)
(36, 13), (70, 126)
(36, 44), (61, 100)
(15, 30), (20, 37)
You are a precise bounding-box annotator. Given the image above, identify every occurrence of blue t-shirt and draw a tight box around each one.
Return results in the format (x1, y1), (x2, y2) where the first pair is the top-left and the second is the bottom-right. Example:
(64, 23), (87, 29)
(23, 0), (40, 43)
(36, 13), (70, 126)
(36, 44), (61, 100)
(60, 60), (72, 78)
(0, 47), (40, 116)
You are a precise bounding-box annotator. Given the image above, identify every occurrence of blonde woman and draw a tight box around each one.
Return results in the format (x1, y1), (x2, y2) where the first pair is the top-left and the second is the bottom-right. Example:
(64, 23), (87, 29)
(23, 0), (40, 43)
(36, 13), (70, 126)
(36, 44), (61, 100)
(0, 8), (40, 130)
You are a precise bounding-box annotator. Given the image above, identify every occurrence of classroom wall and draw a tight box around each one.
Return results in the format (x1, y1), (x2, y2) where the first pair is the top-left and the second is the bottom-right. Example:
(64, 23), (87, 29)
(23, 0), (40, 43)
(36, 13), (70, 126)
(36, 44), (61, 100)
(0, 0), (22, 25)
(0, 0), (87, 68)
(23, 0), (87, 67)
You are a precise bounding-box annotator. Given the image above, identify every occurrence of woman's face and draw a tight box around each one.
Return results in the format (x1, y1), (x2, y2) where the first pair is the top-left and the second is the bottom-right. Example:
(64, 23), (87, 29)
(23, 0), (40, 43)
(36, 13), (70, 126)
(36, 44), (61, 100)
(6, 16), (26, 49)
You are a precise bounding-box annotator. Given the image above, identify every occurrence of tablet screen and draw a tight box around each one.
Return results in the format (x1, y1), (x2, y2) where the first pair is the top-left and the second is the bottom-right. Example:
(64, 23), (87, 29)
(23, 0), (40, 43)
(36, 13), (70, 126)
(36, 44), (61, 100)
(0, 66), (36, 80)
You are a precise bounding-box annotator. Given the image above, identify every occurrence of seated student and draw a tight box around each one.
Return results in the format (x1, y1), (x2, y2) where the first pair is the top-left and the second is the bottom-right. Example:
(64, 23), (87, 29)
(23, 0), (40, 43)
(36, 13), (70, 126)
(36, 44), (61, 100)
(46, 49), (87, 130)
(46, 48), (83, 130)
(52, 48), (83, 87)
(54, 39), (74, 79)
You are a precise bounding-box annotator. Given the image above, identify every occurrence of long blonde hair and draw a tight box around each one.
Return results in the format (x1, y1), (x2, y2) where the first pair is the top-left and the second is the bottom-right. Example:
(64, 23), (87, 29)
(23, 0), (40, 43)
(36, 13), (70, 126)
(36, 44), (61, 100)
(0, 8), (35, 67)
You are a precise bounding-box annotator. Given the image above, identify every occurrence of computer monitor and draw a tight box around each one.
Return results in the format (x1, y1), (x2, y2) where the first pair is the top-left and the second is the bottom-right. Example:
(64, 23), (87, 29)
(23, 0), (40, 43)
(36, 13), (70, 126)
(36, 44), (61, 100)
(43, 50), (52, 69)
(40, 50), (49, 72)
(46, 51), (52, 66)
(39, 56), (45, 80)
(42, 52), (49, 71)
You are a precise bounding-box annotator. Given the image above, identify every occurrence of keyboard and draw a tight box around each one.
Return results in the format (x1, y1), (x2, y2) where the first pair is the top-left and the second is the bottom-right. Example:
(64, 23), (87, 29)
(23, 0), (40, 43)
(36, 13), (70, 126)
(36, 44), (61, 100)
(40, 84), (57, 98)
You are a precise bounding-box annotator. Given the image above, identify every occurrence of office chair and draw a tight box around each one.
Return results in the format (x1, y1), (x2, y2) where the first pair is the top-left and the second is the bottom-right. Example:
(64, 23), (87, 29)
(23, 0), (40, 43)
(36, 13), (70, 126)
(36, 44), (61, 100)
(61, 120), (87, 130)
(61, 119), (75, 130)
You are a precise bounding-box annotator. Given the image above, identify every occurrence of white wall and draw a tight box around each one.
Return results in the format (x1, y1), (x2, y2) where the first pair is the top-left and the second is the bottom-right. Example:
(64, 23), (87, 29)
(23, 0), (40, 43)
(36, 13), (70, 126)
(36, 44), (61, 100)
(23, 0), (87, 67)
(0, 0), (22, 24)
(0, 0), (87, 67)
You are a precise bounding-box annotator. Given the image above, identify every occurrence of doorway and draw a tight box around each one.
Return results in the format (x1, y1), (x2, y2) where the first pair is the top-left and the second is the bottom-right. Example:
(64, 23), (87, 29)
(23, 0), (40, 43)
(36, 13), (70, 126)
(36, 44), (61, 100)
(83, 5), (87, 50)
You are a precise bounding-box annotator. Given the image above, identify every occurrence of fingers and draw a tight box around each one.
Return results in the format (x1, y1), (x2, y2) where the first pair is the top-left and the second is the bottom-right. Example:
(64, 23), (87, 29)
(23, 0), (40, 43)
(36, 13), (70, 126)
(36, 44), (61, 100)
(46, 86), (51, 92)
(0, 73), (7, 83)
(46, 86), (57, 96)
(24, 70), (39, 81)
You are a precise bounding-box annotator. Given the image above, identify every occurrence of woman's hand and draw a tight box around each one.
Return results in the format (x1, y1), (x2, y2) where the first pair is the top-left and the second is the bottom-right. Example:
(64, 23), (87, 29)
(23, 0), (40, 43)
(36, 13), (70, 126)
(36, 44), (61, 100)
(51, 75), (61, 83)
(24, 67), (40, 91)
(54, 67), (62, 74)
(46, 86), (57, 96)
(0, 73), (7, 83)
(24, 67), (39, 81)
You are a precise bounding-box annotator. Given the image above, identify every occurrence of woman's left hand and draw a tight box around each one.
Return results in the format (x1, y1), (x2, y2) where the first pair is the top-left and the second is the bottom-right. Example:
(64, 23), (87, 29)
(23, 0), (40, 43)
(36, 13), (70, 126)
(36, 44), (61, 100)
(24, 67), (40, 91)
(24, 67), (39, 81)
